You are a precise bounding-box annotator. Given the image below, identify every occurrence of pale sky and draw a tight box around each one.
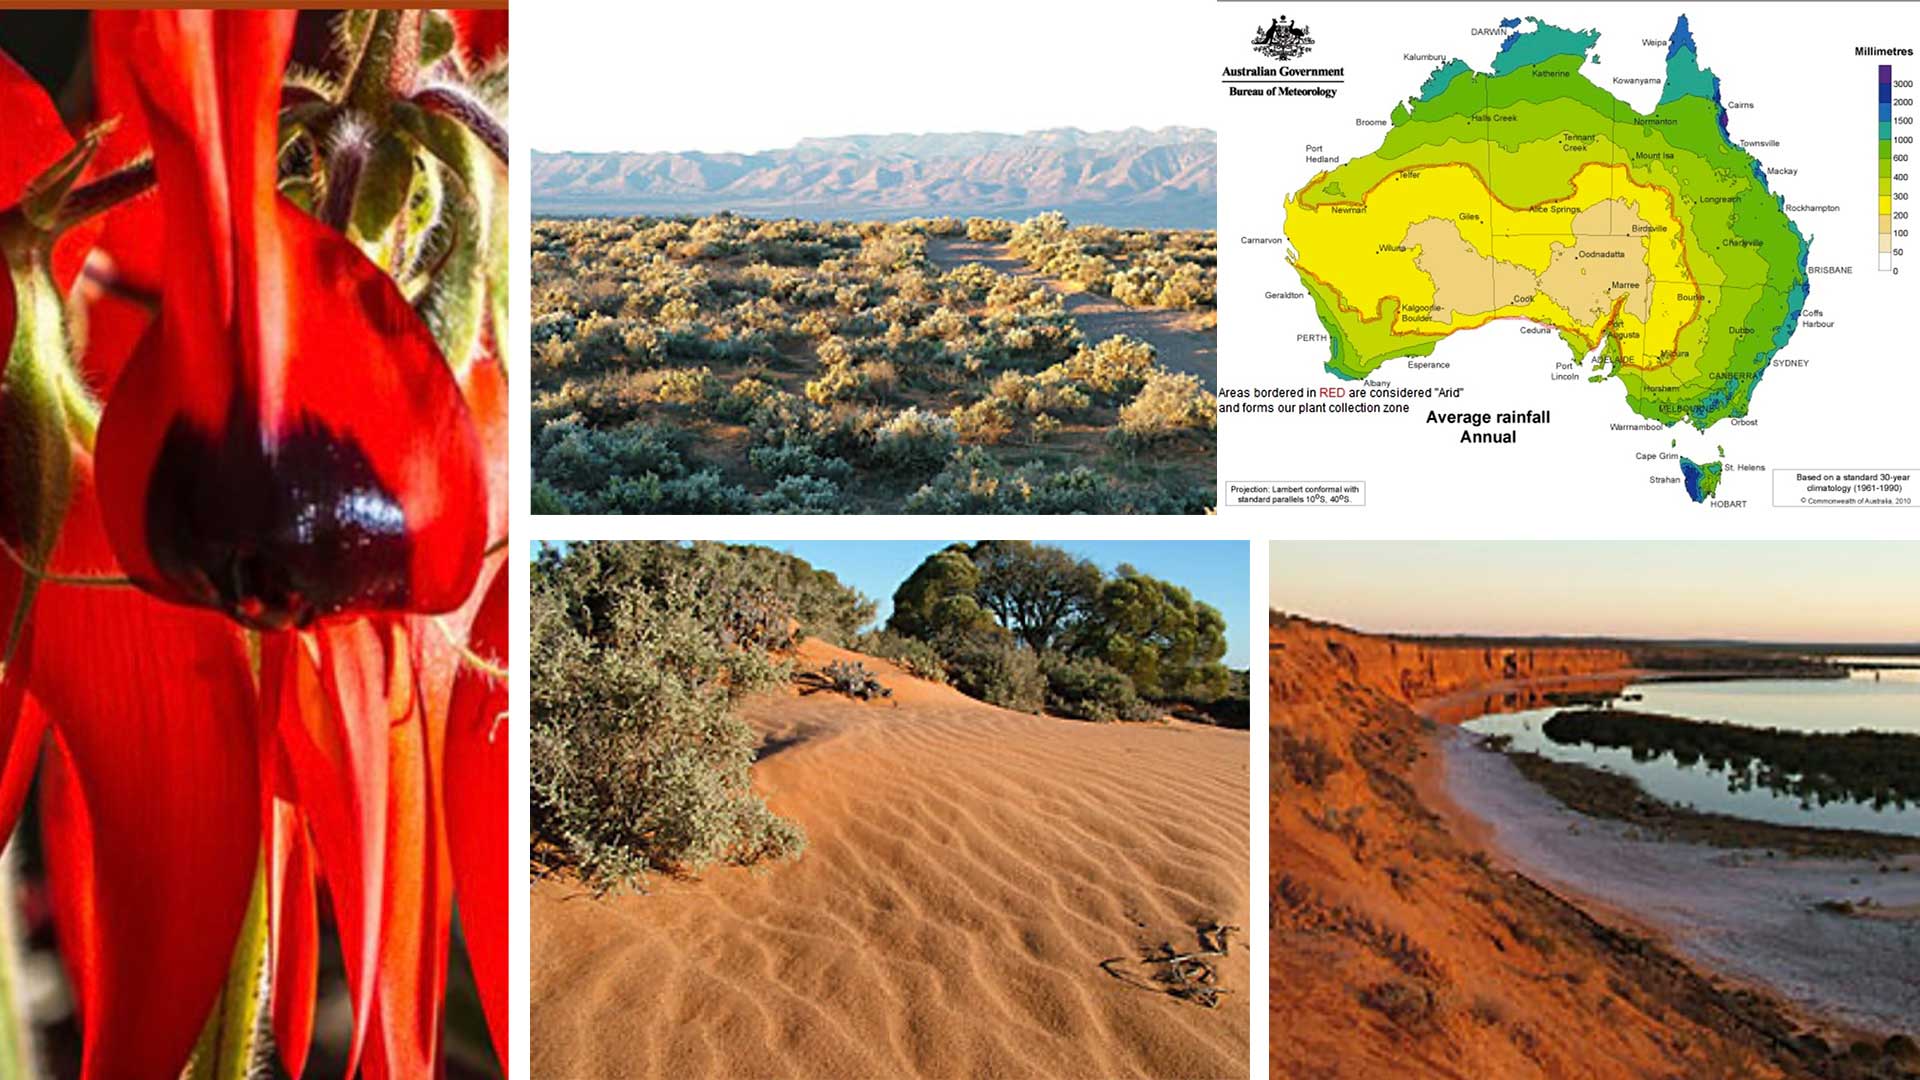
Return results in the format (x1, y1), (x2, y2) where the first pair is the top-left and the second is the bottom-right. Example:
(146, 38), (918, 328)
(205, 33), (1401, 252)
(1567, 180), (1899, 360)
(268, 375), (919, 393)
(520, 0), (1214, 154)
(1271, 543), (1920, 645)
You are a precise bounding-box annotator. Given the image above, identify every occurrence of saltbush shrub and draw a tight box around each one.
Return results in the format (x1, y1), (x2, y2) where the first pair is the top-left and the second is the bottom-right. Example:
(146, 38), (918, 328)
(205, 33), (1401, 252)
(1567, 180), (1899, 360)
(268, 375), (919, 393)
(531, 543), (809, 892)
(852, 629), (949, 684)
(1040, 653), (1160, 722)
(1115, 371), (1217, 446)
(748, 441), (855, 485)
(869, 407), (958, 475)
(748, 473), (842, 514)
(949, 397), (1017, 445)
(965, 217), (1013, 242)
(530, 213), (1216, 514)
(536, 420), (685, 495)
(820, 660), (891, 700)
(1052, 335), (1159, 399)
(936, 629), (1046, 713)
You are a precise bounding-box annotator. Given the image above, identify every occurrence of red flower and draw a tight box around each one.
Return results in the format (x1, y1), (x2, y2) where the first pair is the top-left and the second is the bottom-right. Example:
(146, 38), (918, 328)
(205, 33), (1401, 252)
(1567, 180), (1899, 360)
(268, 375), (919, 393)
(94, 11), (488, 631)
(0, 10), (510, 1078)
(449, 10), (509, 69)
(33, 454), (261, 1080)
(447, 562), (509, 1057)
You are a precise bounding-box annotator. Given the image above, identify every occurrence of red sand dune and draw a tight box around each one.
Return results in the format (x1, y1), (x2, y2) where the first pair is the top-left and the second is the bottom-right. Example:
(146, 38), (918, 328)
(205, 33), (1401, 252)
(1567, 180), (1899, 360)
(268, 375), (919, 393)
(534, 639), (1251, 1079)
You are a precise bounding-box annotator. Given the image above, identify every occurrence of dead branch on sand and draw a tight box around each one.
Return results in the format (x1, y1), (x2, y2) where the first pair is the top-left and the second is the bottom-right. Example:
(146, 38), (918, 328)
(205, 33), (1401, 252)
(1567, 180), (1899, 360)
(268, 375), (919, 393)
(1100, 921), (1240, 1008)
(795, 661), (896, 704)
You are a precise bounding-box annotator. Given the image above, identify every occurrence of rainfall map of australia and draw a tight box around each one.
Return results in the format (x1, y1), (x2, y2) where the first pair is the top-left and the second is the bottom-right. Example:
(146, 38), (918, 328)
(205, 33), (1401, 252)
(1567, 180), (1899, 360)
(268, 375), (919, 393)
(1284, 15), (1810, 499)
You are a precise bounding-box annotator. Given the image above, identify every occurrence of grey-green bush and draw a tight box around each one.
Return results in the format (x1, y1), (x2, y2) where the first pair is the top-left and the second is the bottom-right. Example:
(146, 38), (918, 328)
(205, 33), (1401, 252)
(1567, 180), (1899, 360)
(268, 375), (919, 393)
(1040, 652), (1160, 722)
(936, 628), (1046, 713)
(852, 629), (949, 684)
(531, 542), (829, 892)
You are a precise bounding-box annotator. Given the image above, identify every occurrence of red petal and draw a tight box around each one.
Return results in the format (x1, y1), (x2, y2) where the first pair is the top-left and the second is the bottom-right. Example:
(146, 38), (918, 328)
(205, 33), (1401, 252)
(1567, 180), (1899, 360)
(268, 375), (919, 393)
(0, 48), (71, 208)
(87, 12), (164, 296)
(448, 10), (508, 68)
(75, 11), (163, 395)
(75, 285), (151, 393)
(0, 688), (46, 851)
(0, 555), (35, 847)
(446, 561), (508, 1061)
(38, 732), (96, 1020)
(269, 746), (319, 1080)
(463, 352), (511, 546)
(367, 637), (451, 1078)
(29, 454), (261, 1080)
(95, 11), (487, 629)
(269, 620), (391, 1077)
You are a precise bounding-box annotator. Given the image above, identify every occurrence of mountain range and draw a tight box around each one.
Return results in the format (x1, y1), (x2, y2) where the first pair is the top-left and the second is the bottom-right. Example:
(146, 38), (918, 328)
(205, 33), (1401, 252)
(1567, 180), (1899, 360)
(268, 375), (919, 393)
(531, 127), (1217, 228)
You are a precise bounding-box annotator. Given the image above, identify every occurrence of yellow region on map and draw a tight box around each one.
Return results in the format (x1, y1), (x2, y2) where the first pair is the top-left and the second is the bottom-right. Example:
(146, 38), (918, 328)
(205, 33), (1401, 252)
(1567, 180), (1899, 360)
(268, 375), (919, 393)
(1287, 162), (1698, 367)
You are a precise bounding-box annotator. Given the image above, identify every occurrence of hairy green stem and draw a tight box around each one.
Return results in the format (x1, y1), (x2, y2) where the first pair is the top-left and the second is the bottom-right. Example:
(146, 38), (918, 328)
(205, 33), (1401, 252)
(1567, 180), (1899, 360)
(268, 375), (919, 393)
(345, 10), (420, 121)
(412, 84), (507, 162)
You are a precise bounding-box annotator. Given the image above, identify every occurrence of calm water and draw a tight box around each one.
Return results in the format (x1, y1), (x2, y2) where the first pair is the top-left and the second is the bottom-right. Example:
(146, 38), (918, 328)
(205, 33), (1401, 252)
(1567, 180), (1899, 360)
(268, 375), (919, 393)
(1463, 665), (1920, 837)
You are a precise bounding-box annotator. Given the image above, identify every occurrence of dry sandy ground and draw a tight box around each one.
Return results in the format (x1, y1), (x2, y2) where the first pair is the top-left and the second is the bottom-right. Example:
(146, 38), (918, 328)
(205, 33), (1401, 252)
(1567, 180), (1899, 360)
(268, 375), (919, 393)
(926, 239), (1218, 390)
(533, 641), (1251, 1079)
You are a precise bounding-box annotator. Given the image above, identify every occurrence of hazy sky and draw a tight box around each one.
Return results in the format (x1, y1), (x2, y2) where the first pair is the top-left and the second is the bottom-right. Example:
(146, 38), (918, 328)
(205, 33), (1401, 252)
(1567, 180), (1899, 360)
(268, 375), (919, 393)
(1271, 543), (1920, 644)
(521, 0), (1213, 154)
(772, 541), (1251, 668)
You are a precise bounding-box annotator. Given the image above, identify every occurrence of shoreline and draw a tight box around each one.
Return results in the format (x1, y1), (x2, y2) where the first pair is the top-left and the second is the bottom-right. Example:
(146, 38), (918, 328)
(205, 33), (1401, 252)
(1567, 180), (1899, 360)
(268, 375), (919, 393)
(1271, 615), (1920, 1077)
(1427, 716), (1920, 1040)
(1502, 742), (1920, 858)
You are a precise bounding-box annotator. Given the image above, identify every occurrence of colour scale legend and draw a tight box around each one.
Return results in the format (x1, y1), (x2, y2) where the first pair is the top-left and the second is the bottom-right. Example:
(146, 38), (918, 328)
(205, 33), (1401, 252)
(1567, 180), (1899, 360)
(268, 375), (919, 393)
(1881, 64), (1895, 270)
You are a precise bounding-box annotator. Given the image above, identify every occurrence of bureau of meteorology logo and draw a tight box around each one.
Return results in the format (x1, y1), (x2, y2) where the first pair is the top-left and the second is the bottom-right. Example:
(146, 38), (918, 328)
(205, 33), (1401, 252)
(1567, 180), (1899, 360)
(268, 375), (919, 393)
(1252, 15), (1314, 60)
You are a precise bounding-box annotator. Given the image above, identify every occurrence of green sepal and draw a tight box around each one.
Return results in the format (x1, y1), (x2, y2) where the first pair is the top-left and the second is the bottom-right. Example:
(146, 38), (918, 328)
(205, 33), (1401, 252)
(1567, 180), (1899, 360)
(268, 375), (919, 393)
(393, 98), (481, 192)
(351, 131), (414, 246)
(182, 859), (269, 1080)
(486, 144), (509, 369)
(280, 173), (319, 215)
(475, 60), (508, 105)
(394, 148), (445, 298)
(0, 248), (79, 663)
(279, 98), (333, 139)
(332, 10), (376, 73)
(344, 11), (417, 120)
(420, 10), (456, 70)
(20, 132), (102, 231)
(416, 155), (486, 374)
(393, 99), (508, 368)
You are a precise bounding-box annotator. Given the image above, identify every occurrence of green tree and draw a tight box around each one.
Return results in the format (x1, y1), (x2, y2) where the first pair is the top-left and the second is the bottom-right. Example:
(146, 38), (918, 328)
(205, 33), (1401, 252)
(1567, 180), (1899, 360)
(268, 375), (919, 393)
(1079, 565), (1232, 702)
(886, 545), (995, 643)
(970, 540), (1103, 653)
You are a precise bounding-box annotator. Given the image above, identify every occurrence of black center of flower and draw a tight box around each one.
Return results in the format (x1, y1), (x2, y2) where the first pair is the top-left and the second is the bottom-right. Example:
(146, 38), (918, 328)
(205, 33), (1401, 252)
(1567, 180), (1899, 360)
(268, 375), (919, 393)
(145, 396), (412, 630)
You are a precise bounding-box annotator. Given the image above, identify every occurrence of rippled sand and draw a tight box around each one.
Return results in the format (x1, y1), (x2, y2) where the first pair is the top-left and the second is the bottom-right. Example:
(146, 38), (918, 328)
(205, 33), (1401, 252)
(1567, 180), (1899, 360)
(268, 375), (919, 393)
(532, 640), (1251, 1079)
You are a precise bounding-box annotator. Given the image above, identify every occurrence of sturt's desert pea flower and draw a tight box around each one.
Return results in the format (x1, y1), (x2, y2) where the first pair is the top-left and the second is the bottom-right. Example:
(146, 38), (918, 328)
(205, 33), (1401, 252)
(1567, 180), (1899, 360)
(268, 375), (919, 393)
(94, 10), (489, 631)
(0, 8), (509, 1077)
